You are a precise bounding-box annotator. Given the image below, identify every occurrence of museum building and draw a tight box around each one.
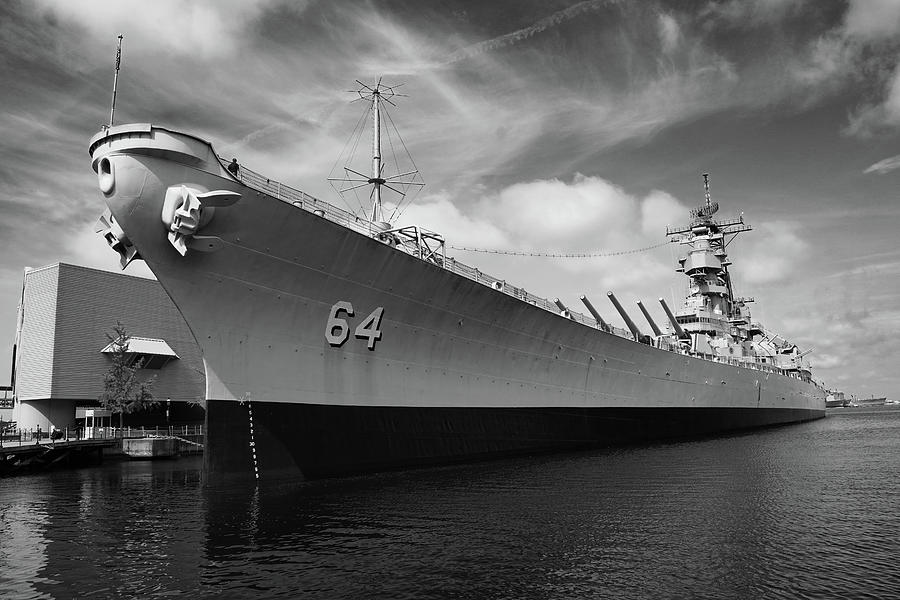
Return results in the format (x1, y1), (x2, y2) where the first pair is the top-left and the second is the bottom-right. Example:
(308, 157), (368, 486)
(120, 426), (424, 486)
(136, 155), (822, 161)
(10, 263), (205, 433)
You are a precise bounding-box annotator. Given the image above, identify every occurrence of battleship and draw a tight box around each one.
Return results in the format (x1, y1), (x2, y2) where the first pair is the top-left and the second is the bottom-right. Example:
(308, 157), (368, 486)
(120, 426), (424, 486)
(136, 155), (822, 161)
(89, 81), (825, 481)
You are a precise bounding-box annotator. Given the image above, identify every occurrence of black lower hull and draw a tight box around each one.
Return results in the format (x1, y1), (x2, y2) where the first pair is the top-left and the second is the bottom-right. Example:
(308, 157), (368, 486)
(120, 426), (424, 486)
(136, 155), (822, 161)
(204, 400), (824, 481)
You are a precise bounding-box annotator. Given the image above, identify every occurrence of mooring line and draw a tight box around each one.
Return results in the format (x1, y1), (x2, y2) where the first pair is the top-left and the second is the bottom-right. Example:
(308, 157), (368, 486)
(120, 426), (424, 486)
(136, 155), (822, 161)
(447, 240), (672, 258)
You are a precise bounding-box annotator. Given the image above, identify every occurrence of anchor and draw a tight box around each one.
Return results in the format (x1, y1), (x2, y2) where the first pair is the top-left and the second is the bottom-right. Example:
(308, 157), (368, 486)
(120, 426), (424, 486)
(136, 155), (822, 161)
(96, 208), (140, 269)
(160, 184), (240, 256)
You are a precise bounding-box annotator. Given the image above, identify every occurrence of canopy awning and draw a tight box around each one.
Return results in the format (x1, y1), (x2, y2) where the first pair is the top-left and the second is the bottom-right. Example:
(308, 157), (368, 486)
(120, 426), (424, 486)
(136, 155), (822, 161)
(102, 336), (179, 357)
(101, 336), (179, 369)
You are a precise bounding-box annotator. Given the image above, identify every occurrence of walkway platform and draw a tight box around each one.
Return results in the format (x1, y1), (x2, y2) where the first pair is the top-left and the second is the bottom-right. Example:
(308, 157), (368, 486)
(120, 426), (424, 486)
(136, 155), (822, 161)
(0, 438), (115, 476)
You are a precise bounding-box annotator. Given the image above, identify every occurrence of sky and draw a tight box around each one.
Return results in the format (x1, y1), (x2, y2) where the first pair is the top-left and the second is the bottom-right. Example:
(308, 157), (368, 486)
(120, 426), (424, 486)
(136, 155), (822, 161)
(2, 0), (900, 399)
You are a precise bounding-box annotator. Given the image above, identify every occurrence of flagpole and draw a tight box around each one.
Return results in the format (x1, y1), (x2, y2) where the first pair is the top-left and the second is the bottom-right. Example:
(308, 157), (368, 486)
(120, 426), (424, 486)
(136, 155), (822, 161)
(109, 34), (123, 127)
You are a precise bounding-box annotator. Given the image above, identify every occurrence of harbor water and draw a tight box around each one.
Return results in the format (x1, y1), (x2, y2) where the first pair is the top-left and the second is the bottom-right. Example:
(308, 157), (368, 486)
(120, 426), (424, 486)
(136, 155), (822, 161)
(2, 407), (899, 599)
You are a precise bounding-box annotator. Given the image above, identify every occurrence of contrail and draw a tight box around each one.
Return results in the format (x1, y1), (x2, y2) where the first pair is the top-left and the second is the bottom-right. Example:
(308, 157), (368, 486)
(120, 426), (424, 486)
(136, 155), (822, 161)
(443, 0), (622, 65)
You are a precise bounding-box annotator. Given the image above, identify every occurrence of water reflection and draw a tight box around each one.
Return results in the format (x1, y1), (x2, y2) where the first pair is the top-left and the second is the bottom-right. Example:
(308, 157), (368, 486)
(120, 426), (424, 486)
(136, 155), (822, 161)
(0, 480), (52, 599)
(2, 408), (899, 599)
(1, 458), (206, 599)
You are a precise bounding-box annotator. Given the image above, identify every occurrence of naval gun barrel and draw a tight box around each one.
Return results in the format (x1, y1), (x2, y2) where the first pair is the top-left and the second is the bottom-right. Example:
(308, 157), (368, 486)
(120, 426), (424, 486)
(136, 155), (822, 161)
(579, 295), (610, 331)
(636, 300), (662, 337)
(658, 298), (688, 339)
(607, 291), (642, 341)
(553, 298), (573, 319)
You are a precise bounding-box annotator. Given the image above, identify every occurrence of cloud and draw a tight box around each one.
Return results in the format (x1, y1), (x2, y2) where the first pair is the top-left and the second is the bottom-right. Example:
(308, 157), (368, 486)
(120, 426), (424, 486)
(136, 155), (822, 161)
(641, 190), (685, 237)
(845, 62), (900, 137)
(795, 0), (900, 137)
(776, 1), (900, 136)
(481, 175), (636, 250)
(398, 175), (645, 253)
(392, 175), (687, 329)
(657, 13), (682, 55)
(789, 33), (854, 88)
(810, 353), (842, 370)
(843, 0), (900, 40)
(740, 221), (809, 285)
(705, 0), (805, 23)
(396, 193), (510, 249)
(443, 0), (613, 65)
(34, 0), (286, 58)
(864, 154), (900, 174)
(780, 304), (899, 388)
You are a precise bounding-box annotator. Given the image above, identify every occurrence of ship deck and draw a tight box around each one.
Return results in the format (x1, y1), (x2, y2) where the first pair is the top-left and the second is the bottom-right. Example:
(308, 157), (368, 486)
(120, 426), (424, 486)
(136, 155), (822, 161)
(224, 158), (808, 383)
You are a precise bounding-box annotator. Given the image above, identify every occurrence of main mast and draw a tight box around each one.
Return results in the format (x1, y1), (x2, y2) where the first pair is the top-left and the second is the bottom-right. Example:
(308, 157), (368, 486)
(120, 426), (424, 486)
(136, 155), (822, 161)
(328, 79), (423, 225)
(370, 85), (384, 222)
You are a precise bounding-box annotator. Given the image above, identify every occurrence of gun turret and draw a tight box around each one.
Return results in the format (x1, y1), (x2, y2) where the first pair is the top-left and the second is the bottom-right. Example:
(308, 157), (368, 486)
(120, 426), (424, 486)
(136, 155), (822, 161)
(580, 295), (610, 332)
(658, 298), (688, 339)
(607, 291), (642, 341)
(636, 300), (662, 337)
(553, 298), (573, 319)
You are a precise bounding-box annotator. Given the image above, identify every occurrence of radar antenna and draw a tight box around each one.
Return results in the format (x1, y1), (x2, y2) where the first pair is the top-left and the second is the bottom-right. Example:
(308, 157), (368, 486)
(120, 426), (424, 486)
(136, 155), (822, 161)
(703, 172), (712, 213)
(327, 78), (425, 225)
(690, 172), (719, 220)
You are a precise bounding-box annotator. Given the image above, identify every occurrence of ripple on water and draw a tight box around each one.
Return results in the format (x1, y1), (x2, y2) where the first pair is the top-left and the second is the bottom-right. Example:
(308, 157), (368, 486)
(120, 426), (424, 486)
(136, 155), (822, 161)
(1, 409), (900, 599)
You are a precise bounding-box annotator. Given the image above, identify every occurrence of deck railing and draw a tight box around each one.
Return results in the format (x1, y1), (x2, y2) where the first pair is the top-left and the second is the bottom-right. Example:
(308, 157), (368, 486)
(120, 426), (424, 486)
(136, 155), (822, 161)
(226, 160), (804, 380)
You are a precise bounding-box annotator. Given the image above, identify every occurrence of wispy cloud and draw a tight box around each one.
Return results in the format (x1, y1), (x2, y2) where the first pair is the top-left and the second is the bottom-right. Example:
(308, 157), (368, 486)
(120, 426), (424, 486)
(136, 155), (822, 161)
(701, 0), (806, 26)
(864, 154), (900, 174)
(657, 13), (682, 55)
(34, 0), (288, 59)
(843, 0), (900, 40)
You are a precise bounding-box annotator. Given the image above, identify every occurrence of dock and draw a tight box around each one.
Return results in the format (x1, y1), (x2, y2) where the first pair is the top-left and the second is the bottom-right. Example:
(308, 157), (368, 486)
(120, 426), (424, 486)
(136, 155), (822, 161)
(1, 425), (204, 476)
(0, 438), (115, 476)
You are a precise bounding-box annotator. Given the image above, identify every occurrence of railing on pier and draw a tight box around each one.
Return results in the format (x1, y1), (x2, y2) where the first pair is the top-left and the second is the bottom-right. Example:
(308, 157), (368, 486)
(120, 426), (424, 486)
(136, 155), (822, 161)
(0, 424), (204, 449)
(225, 160), (803, 381)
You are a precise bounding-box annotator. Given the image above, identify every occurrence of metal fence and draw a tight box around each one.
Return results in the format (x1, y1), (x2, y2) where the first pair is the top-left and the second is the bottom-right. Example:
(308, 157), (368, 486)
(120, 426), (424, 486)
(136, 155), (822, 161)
(0, 424), (204, 448)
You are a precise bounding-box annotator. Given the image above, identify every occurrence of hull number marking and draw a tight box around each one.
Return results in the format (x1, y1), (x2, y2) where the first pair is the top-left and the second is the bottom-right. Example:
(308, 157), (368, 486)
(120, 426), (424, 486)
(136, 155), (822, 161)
(326, 302), (384, 349)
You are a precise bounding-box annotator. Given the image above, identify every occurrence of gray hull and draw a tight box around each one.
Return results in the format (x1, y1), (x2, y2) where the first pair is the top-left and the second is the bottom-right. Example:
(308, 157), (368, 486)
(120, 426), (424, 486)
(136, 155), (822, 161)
(90, 124), (826, 481)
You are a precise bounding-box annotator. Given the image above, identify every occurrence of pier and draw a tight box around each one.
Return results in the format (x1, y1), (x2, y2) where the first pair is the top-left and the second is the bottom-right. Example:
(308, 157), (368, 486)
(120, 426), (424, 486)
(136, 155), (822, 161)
(1, 425), (203, 476)
(0, 438), (114, 476)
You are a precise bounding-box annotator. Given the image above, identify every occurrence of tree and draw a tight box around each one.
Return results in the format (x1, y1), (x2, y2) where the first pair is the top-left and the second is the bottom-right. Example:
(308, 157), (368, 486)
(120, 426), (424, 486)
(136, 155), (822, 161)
(99, 322), (157, 429)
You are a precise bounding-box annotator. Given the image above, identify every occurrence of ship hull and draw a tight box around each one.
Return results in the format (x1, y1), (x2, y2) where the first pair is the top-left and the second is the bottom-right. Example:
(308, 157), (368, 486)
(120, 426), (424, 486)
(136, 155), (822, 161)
(208, 400), (822, 480)
(89, 125), (826, 481)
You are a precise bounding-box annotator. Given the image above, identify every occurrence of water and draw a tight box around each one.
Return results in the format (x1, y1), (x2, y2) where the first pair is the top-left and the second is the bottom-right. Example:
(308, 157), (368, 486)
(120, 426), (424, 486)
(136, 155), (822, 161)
(2, 407), (899, 599)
